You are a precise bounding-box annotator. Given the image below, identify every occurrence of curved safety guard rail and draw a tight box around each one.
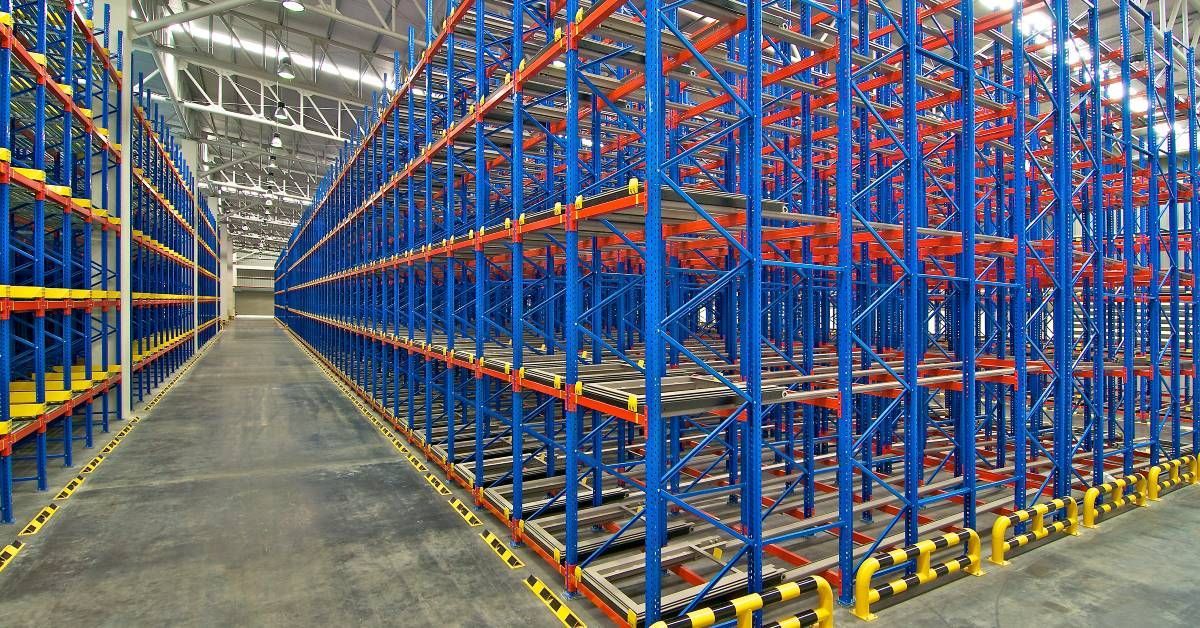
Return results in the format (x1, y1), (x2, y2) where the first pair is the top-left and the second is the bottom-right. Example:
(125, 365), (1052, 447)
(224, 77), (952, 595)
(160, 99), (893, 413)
(852, 529), (982, 621)
(1146, 455), (1198, 501)
(1083, 474), (1147, 528)
(990, 497), (1078, 566)
(649, 576), (834, 628)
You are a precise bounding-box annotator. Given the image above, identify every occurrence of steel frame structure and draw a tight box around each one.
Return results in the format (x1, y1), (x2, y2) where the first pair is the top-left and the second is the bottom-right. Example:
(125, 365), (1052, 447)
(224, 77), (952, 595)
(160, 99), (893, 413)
(129, 78), (220, 405)
(1, 0), (125, 524)
(0, 0), (218, 526)
(275, 0), (1199, 624)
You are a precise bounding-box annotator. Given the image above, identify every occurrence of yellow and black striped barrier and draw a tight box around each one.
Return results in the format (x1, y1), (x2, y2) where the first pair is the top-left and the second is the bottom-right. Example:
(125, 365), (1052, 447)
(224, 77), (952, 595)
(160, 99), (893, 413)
(424, 472), (452, 496)
(54, 475), (85, 500)
(1146, 455), (1198, 501)
(480, 529), (525, 569)
(524, 574), (587, 628)
(989, 497), (1078, 566)
(79, 453), (105, 474)
(852, 529), (982, 621)
(1083, 473), (1147, 528)
(18, 504), (59, 536)
(0, 541), (22, 573)
(651, 575), (833, 628)
(449, 498), (483, 527)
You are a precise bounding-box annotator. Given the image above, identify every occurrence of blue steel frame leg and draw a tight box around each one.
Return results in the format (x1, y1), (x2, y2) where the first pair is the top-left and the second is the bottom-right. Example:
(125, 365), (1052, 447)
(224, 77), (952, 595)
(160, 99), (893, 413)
(1119, 0), (1137, 476)
(644, 0), (666, 618)
(1088, 1), (1107, 486)
(1189, 48), (1200, 458)
(472, 14), (487, 494)
(1051, 0), (1074, 498)
(509, 0), (527, 546)
(563, 0), (582, 596)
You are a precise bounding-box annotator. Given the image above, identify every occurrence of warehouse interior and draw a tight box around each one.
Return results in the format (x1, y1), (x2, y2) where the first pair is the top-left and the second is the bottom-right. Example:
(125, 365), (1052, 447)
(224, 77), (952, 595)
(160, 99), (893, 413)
(2, 0), (1199, 626)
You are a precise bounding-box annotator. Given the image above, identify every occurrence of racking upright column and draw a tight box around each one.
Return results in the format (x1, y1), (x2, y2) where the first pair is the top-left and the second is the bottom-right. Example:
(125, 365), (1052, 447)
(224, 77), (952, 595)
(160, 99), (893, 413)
(562, 0), (582, 594)
(642, 0), (665, 618)
(955, 0), (979, 531)
(834, 0), (855, 605)
(1010, 0), (1031, 519)
(470, 4), (487, 499)
(1113, 0), (1132, 477)
(1164, 32), (1182, 460)
(1189, 47), (1199, 458)
(441, 0), (457, 469)
(508, 0), (526, 545)
(404, 26), (416, 437)
(1144, 7), (1163, 468)
(898, 0), (925, 556)
(1086, 0), (1107, 492)
(0, 0), (11, 520)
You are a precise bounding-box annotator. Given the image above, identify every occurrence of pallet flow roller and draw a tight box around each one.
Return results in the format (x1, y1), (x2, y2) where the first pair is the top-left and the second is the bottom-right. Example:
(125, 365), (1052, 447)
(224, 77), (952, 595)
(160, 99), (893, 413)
(275, 0), (1198, 624)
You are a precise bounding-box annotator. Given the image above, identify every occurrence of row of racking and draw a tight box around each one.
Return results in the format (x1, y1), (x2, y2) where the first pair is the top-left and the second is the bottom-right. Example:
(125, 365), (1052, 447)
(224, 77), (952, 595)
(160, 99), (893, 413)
(275, 0), (1198, 624)
(0, 0), (124, 525)
(0, 0), (219, 525)
(129, 80), (220, 406)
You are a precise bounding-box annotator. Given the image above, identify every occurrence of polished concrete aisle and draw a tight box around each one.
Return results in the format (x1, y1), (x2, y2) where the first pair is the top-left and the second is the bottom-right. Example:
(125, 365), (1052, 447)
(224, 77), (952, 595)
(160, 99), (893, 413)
(0, 320), (566, 626)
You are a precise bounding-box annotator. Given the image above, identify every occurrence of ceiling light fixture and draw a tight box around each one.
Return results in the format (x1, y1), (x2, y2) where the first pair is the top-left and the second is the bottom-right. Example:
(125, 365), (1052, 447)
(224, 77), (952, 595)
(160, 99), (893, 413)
(271, 132), (283, 148)
(274, 100), (288, 120)
(281, 0), (305, 11)
(276, 55), (295, 80)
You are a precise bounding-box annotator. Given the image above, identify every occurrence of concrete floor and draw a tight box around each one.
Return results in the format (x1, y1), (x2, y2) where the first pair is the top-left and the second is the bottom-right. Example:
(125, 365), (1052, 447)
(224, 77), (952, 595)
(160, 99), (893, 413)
(2, 319), (1197, 627)
(840, 484), (1200, 627)
(0, 320), (576, 627)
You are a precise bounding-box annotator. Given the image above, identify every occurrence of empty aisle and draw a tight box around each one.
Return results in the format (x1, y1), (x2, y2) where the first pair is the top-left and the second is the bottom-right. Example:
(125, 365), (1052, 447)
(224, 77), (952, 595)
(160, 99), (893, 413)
(0, 320), (566, 626)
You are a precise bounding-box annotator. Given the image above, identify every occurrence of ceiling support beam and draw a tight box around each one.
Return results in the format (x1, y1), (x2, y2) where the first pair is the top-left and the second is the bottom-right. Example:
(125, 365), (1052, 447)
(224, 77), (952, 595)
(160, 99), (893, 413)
(138, 42), (368, 108)
(200, 150), (267, 179)
(186, 135), (329, 172)
(304, 5), (423, 48)
(134, 0), (263, 38)
(148, 93), (344, 142)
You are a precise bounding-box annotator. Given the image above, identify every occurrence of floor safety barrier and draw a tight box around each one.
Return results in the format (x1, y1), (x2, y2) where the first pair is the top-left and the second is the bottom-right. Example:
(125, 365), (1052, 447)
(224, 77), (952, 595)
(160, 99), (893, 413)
(852, 530), (982, 621)
(1082, 474), (1147, 528)
(989, 497), (1079, 566)
(1146, 456), (1198, 501)
(650, 576), (834, 628)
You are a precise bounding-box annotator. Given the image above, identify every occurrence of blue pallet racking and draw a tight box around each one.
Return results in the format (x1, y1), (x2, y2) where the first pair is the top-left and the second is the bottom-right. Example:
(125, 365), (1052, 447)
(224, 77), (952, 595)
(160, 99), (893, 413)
(1, 0), (124, 523)
(275, 0), (1199, 624)
(128, 81), (221, 405)
(0, 0), (219, 525)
